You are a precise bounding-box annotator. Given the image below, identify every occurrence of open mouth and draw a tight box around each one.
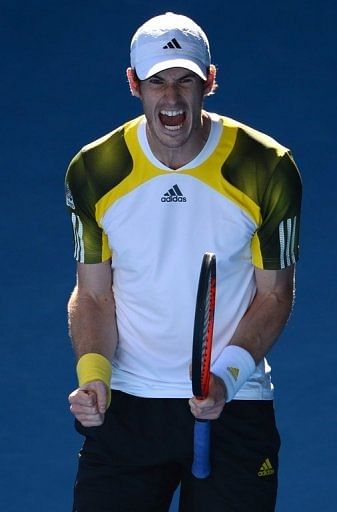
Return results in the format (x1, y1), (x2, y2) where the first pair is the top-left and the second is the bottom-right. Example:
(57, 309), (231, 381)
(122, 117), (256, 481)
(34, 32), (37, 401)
(159, 109), (186, 131)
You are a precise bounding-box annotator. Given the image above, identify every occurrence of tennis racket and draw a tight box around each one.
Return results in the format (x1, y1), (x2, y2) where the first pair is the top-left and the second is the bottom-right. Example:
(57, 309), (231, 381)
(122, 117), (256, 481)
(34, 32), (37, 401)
(191, 252), (216, 479)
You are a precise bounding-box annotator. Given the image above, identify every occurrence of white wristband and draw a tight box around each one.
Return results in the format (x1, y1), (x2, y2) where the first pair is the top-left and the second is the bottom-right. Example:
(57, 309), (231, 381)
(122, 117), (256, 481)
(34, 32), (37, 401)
(212, 345), (256, 402)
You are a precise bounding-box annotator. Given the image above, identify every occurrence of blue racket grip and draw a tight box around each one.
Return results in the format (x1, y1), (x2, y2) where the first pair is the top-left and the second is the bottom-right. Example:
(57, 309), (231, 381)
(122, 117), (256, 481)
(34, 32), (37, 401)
(192, 419), (211, 478)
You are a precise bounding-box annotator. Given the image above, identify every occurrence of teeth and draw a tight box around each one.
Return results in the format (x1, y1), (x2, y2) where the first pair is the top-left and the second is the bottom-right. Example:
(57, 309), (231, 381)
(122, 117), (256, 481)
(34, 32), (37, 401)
(160, 110), (184, 116)
(164, 124), (183, 131)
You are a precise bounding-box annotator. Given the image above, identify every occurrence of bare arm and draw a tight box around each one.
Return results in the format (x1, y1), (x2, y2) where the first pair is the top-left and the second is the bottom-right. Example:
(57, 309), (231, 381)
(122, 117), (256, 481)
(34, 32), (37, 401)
(190, 265), (295, 420)
(68, 260), (118, 426)
(229, 265), (295, 362)
(68, 260), (118, 359)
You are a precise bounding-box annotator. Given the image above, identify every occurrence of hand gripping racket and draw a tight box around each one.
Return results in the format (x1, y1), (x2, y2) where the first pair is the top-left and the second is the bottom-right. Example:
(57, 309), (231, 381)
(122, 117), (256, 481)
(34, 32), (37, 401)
(191, 252), (216, 479)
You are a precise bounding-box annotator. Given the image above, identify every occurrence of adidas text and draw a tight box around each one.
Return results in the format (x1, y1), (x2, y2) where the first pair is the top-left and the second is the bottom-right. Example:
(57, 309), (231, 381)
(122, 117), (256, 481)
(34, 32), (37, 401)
(161, 196), (186, 203)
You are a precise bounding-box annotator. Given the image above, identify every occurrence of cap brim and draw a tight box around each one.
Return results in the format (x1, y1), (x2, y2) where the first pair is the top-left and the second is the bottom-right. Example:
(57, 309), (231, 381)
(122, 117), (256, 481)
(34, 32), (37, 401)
(136, 58), (207, 80)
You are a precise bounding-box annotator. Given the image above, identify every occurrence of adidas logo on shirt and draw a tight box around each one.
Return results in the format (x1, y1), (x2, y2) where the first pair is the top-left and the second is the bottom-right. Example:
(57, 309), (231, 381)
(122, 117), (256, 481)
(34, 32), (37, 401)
(163, 38), (182, 49)
(65, 184), (75, 209)
(161, 185), (187, 203)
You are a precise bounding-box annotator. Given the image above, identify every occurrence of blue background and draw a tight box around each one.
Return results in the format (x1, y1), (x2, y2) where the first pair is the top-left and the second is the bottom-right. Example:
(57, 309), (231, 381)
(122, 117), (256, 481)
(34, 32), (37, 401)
(1, 0), (336, 510)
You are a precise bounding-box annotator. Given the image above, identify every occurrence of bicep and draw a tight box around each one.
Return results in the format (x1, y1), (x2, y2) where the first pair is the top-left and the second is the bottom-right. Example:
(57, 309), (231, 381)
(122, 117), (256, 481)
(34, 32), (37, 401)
(76, 261), (113, 299)
(254, 264), (295, 301)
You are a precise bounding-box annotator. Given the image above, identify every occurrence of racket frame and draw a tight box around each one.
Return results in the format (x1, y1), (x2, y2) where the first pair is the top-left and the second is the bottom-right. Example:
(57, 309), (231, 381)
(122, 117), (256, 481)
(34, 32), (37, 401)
(191, 252), (216, 479)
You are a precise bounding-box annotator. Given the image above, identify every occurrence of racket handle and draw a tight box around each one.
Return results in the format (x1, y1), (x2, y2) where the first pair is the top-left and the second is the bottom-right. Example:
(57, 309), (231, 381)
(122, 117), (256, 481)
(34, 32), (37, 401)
(192, 419), (211, 479)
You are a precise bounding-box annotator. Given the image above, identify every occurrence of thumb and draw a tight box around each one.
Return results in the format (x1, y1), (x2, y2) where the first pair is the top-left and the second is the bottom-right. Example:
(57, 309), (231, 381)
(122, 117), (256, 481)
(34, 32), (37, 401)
(82, 380), (110, 413)
(93, 381), (109, 413)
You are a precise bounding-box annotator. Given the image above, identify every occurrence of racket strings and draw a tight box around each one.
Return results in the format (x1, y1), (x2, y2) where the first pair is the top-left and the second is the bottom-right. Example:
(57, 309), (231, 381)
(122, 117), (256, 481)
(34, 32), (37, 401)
(200, 274), (216, 395)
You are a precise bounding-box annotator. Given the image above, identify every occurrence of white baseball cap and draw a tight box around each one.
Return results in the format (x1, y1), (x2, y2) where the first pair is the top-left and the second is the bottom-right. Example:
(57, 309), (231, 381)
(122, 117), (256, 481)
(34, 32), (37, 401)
(130, 12), (211, 80)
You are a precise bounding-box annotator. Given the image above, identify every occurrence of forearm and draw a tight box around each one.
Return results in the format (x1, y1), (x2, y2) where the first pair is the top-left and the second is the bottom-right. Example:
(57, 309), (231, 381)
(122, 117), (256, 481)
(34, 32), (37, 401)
(212, 266), (295, 402)
(68, 286), (118, 361)
(229, 286), (294, 364)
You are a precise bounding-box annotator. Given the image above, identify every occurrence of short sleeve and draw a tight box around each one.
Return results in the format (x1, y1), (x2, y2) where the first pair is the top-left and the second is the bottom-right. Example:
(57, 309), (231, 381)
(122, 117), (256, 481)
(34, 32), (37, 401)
(252, 152), (302, 269)
(65, 151), (111, 263)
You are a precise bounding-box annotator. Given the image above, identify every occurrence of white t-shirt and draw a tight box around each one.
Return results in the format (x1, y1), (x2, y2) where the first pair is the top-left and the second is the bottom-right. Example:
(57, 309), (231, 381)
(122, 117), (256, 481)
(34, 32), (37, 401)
(65, 113), (301, 399)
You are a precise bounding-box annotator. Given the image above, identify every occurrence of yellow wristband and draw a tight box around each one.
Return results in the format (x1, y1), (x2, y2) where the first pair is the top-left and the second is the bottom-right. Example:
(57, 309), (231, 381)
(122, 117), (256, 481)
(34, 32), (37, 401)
(76, 353), (112, 408)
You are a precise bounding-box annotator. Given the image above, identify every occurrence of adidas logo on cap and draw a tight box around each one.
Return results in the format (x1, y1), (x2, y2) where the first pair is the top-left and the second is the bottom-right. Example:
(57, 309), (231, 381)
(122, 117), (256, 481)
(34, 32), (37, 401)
(163, 38), (182, 49)
(161, 184), (187, 202)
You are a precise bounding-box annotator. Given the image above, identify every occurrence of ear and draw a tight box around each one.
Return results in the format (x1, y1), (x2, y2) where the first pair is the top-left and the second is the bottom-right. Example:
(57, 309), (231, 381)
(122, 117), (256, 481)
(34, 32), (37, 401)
(204, 64), (217, 96)
(126, 67), (141, 98)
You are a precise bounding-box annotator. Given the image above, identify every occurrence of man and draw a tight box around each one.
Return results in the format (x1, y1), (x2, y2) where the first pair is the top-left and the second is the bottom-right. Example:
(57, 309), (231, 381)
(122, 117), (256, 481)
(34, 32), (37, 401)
(65, 11), (302, 512)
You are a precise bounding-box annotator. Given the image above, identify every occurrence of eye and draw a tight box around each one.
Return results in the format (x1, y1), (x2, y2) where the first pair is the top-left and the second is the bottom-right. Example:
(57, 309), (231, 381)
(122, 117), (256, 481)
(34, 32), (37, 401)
(148, 77), (164, 85)
(179, 76), (194, 85)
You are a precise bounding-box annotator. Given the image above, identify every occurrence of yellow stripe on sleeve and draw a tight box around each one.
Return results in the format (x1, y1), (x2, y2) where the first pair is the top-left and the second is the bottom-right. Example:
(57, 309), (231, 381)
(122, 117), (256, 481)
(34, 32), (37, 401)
(251, 233), (264, 269)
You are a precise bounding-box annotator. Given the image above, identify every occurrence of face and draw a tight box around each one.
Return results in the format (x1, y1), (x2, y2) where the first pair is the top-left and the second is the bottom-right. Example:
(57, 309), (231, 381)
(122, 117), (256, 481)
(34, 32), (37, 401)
(129, 67), (213, 152)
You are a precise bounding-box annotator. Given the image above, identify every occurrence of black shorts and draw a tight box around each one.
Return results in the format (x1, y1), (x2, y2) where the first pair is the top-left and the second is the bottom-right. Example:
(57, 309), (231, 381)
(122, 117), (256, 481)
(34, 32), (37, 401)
(72, 391), (280, 512)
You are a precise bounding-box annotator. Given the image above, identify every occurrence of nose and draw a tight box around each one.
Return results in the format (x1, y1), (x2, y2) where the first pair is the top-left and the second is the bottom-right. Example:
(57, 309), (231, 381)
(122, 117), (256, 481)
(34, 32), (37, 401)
(164, 83), (180, 104)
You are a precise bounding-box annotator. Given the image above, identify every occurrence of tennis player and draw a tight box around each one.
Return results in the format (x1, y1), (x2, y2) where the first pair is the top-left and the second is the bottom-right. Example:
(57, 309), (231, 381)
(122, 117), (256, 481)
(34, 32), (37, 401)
(65, 12), (302, 512)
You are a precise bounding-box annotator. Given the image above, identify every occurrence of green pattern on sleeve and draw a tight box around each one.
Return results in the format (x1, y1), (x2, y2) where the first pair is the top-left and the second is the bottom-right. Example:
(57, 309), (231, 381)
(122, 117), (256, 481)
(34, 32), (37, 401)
(222, 127), (302, 269)
(65, 125), (133, 263)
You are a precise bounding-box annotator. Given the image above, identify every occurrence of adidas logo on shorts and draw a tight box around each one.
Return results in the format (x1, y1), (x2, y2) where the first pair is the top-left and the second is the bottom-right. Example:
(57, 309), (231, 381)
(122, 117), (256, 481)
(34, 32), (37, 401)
(161, 184), (187, 203)
(258, 458), (275, 477)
